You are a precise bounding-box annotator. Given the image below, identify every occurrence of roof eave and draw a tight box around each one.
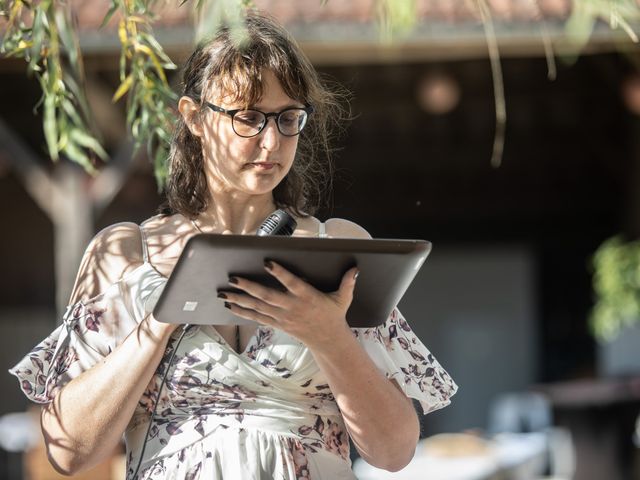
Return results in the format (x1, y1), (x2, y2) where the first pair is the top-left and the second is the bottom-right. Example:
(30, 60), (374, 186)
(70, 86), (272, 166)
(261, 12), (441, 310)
(70, 20), (640, 64)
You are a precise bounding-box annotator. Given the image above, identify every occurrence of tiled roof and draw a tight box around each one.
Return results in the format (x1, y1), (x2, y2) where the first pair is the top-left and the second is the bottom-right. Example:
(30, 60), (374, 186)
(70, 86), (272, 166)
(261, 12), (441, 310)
(254, 0), (573, 24)
(71, 0), (574, 31)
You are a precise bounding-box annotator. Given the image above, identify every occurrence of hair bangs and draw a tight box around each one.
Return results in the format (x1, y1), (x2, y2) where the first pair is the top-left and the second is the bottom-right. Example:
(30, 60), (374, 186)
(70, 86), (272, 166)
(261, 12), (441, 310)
(204, 42), (309, 108)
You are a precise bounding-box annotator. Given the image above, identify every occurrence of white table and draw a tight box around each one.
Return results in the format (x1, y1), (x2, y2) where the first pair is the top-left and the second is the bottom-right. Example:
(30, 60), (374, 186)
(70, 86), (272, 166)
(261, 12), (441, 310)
(352, 432), (549, 480)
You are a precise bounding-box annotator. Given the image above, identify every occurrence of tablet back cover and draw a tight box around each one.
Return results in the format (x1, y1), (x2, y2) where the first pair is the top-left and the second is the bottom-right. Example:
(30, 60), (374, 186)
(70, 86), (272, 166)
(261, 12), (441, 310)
(153, 235), (430, 328)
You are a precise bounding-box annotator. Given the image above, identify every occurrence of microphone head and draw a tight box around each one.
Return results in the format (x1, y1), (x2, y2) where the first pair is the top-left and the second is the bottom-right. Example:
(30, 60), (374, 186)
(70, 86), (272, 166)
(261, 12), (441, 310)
(256, 209), (297, 236)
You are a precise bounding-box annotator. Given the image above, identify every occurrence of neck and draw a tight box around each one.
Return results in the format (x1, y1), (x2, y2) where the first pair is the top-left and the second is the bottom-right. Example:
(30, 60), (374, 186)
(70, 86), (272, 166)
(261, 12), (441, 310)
(195, 192), (278, 235)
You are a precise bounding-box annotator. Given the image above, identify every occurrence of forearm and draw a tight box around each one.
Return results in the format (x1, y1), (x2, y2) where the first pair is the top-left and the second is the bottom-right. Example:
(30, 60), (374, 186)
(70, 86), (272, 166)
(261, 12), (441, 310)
(309, 326), (419, 471)
(41, 315), (176, 475)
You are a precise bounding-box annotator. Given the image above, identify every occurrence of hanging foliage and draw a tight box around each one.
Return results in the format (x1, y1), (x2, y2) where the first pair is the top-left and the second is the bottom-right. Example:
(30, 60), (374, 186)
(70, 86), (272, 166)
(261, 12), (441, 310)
(591, 237), (640, 342)
(110, 0), (179, 187)
(0, 0), (106, 173)
(566, 0), (640, 48)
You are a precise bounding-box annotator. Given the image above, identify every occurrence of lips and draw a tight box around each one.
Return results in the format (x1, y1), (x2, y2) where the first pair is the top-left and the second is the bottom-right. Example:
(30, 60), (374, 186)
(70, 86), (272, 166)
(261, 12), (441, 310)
(249, 162), (277, 170)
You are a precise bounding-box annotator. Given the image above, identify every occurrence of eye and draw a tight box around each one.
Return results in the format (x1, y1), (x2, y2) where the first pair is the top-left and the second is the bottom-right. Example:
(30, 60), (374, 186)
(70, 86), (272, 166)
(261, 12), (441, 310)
(235, 110), (264, 127)
(280, 110), (301, 126)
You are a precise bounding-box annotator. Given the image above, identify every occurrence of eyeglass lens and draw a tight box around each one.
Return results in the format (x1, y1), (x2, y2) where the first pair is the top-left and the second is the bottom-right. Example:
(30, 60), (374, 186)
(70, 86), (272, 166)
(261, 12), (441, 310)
(232, 109), (308, 137)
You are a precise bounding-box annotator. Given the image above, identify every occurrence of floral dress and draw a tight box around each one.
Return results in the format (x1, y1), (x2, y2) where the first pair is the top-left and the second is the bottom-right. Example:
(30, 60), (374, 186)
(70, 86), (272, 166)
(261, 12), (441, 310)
(10, 228), (457, 480)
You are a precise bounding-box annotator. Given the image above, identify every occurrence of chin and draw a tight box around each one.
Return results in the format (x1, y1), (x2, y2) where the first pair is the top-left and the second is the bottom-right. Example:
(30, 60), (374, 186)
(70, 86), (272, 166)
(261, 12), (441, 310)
(245, 171), (288, 192)
(242, 179), (283, 196)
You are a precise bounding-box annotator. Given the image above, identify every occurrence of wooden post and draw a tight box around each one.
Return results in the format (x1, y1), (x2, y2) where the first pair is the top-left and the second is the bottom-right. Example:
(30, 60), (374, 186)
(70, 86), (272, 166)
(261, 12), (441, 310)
(51, 163), (94, 315)
(0, 117), (134, 321)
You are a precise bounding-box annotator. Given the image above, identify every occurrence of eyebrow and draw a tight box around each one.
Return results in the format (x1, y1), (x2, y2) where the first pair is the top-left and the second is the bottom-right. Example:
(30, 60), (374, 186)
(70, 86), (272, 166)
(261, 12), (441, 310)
(249, 103), (305, 111)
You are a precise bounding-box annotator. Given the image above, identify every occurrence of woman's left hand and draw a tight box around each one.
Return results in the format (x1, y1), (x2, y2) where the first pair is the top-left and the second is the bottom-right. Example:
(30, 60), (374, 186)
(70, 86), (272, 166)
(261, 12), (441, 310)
(219, 261), (359, 351)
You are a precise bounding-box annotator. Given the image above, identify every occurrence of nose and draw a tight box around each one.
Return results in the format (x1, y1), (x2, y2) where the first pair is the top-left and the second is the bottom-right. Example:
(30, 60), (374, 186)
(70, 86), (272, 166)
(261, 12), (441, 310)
(259, 117), (280, 152)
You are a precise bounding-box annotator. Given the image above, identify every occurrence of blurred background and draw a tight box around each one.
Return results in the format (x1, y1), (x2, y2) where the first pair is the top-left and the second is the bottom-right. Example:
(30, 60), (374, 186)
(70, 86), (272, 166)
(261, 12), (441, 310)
(1, 1), (640, 479)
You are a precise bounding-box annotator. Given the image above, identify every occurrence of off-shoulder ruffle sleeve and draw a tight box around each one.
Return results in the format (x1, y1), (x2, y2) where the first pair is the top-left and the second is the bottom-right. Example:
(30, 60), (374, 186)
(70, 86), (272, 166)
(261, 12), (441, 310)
(353, 308), (457, 414)
(8, 265), (163, 404)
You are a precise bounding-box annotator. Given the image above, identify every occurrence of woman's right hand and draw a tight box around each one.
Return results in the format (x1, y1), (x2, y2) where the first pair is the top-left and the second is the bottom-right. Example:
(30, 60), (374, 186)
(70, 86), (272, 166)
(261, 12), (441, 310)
(142, 313), (181, 342)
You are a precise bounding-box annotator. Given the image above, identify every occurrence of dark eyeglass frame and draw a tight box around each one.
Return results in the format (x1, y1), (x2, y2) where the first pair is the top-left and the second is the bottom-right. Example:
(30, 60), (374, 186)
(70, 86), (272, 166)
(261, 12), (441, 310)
(203, 101), (314, 138)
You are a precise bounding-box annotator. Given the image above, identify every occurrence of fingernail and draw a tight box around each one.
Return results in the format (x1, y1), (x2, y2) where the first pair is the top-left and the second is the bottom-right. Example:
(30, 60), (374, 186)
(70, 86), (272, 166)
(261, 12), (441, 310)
(354, 270), (360, 280)
(224, 302), (231, 309)
(264, 260), (274, 271)
(217, 292), (227, 299)
(229, 276), (238, 285)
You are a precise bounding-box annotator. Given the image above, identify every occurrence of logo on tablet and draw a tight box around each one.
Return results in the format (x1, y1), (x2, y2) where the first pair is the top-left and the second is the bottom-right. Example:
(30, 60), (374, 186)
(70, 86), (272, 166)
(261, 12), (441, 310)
(183, 301), (198, 311)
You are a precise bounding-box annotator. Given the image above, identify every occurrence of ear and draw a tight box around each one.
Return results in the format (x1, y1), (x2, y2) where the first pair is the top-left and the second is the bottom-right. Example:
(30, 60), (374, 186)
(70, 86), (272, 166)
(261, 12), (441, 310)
(178, 96), (204, 137)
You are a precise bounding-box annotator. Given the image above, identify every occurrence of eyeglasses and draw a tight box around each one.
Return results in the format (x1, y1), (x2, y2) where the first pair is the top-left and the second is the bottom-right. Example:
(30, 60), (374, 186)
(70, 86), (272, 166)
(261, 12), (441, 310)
(204, 102), (314, 138)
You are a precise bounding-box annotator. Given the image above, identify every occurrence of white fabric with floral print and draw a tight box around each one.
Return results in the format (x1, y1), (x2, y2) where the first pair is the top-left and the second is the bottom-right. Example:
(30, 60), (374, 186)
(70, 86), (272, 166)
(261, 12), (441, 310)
(10, 256), (457, 479)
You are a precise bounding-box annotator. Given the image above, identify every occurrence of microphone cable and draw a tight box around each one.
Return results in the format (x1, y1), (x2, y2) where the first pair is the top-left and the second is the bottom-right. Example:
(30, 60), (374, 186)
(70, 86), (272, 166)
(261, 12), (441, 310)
(130, 322), (191, 479)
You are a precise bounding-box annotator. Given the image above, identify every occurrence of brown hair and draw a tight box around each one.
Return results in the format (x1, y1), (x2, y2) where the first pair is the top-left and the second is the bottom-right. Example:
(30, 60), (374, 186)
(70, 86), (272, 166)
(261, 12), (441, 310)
(162, 10), (347, 218)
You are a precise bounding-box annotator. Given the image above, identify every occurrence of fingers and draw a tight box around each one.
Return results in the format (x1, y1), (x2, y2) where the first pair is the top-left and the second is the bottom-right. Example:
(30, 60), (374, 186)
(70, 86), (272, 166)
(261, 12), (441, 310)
(335, 266), (359, 306)
(222, 262), (356, 324)
(220, 263), (355, 342)
(226, 275), (287, 308)
(218, 288), (283, 318)
(224, 302), (277, 326)
(219, 283), (282, 326)
(263, 260), (310, 296)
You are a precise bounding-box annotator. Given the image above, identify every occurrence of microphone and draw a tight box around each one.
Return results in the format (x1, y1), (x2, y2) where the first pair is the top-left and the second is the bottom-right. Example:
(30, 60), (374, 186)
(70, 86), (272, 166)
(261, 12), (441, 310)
(257, 209), (297, 236)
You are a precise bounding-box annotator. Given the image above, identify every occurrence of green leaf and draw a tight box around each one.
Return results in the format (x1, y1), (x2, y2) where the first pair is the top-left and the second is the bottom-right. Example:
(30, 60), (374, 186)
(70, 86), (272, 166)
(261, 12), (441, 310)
(565, 5), (596, 50)
(140, 32), (177, 69)
(100, 2), (119, 29)
(28, 7), (44, 71)
(43, 92), (59, 160)
(61, 101), (84, 131)
(113, 74), (134, 102)
(376, 0), (417, 43)
(56, 8), (80, 71)
(155, 126), (171, 143)
(61, 72), (90, 118)
(153, 143), (168, 189)
(63, 139), (97, 175)
(69, 128), (107, 160)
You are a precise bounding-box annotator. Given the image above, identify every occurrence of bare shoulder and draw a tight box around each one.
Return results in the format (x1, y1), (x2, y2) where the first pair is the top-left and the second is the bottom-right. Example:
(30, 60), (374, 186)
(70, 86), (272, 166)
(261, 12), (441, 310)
(139, 213), (195, 276)
(84, 222), (145, 271)
(140, 213), (178, 233)
(292, 214), (322, 237)
(69, 221), (145, 303)
(325, 218), (372, 239)
(293, 214), (371, 239)
(140, 213), (192, 241)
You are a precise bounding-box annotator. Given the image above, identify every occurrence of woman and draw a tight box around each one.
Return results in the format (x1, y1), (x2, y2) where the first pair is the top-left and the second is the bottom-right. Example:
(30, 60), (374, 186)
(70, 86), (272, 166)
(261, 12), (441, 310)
(10, 11), (457, 480)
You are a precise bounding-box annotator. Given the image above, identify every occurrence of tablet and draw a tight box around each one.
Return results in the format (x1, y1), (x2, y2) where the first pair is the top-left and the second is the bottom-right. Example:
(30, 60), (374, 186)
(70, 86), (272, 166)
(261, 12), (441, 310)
(153, 234), (431, 328)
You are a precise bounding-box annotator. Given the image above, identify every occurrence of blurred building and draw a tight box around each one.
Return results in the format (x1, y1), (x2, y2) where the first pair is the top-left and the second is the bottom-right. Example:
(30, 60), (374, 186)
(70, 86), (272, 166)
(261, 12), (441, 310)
(1, 1), (639, 479)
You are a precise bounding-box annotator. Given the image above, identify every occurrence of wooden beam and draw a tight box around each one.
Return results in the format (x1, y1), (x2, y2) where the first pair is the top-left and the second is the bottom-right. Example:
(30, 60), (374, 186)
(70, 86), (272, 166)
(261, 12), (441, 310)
(91, 140), (136, 217)
(0, 117), (60, 219)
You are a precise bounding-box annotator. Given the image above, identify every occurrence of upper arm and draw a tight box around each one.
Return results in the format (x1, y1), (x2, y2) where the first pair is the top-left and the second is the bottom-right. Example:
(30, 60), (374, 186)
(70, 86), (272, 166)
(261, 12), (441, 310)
(69, 222), (144, 304)
(325, 218), (372, 239)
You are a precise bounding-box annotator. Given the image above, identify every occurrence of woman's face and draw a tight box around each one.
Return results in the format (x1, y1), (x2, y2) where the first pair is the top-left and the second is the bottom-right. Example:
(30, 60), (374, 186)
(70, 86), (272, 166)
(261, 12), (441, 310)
(195, 70), (302, 199)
